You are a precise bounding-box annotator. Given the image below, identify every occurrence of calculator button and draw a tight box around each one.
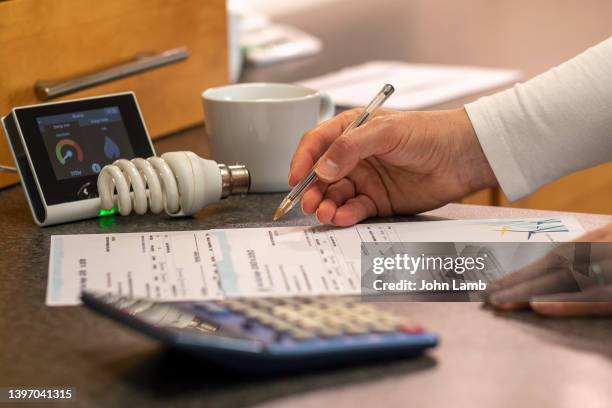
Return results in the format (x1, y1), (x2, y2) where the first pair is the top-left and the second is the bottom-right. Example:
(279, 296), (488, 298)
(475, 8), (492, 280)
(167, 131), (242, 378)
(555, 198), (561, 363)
(368, 321), (400, 332)
(314, 327), (343, 337)
(293, 318), (320, 330)
(348, 316), (375, 327)
(267, 320), (295, 332)
(221, 299), (249, 312)
(399, 324), (425, 334)
(351, 305), (378, 314)
(287, 328), (316, 340)
(240, 307), (259, 317)
(244, 298), (277, 309)
(339, 323), (371, 335)
(271, 308), (307, 322)
(245, 311), (277, 326)
(201, 296), (429, 345)
(266, 298), (288, 306)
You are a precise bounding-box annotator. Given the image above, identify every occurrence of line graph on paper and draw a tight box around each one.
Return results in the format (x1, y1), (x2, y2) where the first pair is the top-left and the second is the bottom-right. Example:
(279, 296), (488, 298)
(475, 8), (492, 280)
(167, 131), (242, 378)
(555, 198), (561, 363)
(473, 218), (570, 240)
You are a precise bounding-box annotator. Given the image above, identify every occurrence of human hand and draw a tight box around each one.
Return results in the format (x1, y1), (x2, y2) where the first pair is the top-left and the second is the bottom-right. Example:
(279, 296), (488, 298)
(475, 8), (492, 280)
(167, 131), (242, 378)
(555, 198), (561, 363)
(288, 108), (498, 226)
(486, 223), (612, 316)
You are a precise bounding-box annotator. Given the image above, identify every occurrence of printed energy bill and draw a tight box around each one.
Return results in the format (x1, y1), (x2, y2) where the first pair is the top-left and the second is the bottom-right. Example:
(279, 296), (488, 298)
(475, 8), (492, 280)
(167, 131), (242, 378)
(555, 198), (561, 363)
(47, 216), (585, 305)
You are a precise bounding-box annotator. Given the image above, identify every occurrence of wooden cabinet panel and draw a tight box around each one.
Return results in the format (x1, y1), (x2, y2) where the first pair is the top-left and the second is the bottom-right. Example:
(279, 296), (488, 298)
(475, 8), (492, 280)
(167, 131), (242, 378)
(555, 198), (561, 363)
(461, 165), (612, 215)
(0, 0), (228, 188)
(460, 188), (496, 206)
(499, 163), (612, 215)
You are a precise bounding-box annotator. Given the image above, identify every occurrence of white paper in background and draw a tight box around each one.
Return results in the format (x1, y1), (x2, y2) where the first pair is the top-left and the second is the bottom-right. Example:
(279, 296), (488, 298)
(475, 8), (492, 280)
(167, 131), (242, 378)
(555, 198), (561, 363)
(299, 61), (521, 110)
(241, 24), (323, 66)
(47, 216), (583, 306)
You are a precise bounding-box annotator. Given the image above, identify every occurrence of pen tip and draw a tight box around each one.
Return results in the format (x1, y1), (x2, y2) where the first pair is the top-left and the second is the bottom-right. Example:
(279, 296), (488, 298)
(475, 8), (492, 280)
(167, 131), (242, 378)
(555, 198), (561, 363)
(272, 208), (284, 221)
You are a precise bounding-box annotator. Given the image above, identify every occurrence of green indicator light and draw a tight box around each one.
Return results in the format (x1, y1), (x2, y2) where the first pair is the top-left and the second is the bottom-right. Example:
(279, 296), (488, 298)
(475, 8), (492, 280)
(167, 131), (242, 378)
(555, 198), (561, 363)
(98, 207), (118, 217)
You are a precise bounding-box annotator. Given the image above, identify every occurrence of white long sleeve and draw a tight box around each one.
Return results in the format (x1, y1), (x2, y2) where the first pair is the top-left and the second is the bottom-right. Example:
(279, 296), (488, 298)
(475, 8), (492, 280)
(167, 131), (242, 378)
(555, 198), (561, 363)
(465, 37), (612, 201)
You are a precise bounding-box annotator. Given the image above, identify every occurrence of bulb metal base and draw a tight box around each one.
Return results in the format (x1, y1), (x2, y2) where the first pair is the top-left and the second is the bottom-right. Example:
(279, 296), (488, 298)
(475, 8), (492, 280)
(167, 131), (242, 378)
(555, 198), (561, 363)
(218, 164), (250, 198)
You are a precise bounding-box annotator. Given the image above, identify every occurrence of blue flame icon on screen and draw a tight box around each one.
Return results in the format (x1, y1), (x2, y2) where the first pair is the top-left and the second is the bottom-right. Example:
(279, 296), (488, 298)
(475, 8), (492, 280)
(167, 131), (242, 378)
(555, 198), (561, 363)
(104, 136), (120, 159)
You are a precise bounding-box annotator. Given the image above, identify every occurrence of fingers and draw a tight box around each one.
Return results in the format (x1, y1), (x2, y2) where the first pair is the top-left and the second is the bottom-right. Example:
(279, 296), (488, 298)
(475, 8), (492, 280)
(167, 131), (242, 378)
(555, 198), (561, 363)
(489, 301), (530, 311)
(485, 247), (570, 294)
(488, 267), (577, 306)
(315, 178), (355, 224)
(315, 199), (338, 225)
(485, 225), (612, 317)
(530, 286), (612, 316)
(301, 181), (327, 214)
(531, 301), (612, 316)
(315, 115), (401, 183)
(332, 195), (378, 227)
(289, 109), (361, 186)
(310, 175), (377, 226)
(308, 160), (391, 225)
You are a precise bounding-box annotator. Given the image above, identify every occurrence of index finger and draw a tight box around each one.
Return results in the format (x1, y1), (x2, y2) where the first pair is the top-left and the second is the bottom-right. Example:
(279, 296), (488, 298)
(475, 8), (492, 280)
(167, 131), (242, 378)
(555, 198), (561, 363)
(288, 109), (360, 186)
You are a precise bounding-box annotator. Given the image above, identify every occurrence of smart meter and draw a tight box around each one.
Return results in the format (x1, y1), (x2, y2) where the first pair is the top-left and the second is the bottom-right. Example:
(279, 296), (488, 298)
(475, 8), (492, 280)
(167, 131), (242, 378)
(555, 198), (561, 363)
(2, 92), (155, 226)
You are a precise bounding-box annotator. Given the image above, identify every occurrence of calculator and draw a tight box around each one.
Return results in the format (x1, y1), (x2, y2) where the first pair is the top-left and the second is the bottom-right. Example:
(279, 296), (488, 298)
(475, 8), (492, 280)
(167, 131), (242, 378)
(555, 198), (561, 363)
(82, 292), (438, 373)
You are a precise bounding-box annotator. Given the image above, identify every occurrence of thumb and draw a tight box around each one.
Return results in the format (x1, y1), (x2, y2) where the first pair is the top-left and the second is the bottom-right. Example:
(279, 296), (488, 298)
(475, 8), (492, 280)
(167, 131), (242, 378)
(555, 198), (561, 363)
(314, 118), (397, 183)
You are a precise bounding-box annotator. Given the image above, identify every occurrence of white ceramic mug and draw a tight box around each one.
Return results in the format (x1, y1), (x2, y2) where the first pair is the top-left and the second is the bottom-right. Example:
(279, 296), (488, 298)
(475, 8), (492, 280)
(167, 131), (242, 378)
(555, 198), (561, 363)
(202, 83), (334, 192)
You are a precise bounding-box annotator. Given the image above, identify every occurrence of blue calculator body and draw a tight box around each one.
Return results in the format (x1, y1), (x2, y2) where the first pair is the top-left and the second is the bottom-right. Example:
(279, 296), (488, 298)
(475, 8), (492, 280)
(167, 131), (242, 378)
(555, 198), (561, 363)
(82, 292), (438, 373)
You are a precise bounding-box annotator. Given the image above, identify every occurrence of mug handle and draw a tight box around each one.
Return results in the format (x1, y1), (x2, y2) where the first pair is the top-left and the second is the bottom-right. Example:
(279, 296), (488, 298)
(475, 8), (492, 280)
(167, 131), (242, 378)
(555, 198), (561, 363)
(318, 92), (335, 123)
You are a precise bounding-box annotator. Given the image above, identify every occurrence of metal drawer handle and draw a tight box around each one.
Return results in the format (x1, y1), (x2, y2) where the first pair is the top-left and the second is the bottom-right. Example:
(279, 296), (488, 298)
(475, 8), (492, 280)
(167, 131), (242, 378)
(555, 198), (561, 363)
(35, 47), (189, 100)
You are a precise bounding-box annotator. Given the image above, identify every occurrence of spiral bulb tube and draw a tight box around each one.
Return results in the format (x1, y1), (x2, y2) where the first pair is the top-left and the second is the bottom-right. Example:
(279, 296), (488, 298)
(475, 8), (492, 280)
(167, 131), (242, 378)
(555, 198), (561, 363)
(98, 151), (249, 216)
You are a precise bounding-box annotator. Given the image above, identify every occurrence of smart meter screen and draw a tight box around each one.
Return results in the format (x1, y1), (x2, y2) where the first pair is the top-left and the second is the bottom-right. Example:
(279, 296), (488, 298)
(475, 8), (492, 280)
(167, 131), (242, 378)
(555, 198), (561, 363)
(37, 107), (135, 181)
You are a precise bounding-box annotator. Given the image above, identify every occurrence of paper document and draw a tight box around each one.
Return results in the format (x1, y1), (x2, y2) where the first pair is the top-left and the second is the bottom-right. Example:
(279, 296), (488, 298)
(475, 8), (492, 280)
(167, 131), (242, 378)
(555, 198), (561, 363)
(241, 23), (322, 66)
(299, 61), (521, 110)
(47, 217), (584, 306)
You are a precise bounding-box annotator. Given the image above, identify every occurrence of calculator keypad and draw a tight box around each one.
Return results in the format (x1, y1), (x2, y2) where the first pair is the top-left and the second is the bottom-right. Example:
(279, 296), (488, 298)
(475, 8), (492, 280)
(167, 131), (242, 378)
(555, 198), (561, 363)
(194, 297), (424, 342)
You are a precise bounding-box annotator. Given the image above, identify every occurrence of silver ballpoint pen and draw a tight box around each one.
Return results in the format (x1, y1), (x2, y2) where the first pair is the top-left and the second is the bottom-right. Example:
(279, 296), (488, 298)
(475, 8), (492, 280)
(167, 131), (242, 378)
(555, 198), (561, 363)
(273, 83), (395, 221)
